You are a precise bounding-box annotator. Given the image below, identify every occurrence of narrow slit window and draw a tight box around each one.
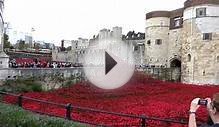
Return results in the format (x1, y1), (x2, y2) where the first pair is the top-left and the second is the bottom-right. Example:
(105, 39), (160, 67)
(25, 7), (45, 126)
(147, 40), (151, 45)
(217, 56), (219, 63)
(188, 54), (191, 62)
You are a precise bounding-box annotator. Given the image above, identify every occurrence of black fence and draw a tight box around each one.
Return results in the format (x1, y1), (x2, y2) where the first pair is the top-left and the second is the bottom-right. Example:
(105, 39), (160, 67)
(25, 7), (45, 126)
(0, 91), (189, 127)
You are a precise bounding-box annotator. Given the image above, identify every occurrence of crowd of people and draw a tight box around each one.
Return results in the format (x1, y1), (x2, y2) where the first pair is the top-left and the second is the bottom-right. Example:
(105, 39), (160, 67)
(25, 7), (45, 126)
(9, 58), (82, 68)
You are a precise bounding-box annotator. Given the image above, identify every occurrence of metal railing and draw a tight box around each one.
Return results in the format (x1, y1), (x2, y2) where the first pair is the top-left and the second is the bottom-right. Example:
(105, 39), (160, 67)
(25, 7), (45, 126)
(0, 91), (189, 127)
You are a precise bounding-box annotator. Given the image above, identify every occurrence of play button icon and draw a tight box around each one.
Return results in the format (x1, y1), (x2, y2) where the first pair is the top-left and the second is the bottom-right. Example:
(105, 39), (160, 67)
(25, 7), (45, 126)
(83, 40), (135, 90)
(105, 51), (117, 75)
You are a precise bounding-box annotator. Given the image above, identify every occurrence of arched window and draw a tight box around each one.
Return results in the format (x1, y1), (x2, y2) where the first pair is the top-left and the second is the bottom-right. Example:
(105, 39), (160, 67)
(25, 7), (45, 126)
(188, 54), (191, 62)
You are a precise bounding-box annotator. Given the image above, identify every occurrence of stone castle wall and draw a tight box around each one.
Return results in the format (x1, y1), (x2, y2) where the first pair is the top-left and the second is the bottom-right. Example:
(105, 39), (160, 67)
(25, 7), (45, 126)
(145, 0), (219, 85)
(145, 17), (170, 67)
(181, 5), (219, 85)
(168, 29), (182, 67)
(52, 50), (76, 63)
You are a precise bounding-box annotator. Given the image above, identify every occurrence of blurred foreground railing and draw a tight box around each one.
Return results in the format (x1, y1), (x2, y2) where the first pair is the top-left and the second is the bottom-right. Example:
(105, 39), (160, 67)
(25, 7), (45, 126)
(0, 91), (189, 127)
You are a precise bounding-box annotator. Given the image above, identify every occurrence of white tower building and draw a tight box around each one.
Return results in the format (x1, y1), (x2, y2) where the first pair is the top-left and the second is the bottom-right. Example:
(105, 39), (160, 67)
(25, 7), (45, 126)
(145, 0), (219, 85)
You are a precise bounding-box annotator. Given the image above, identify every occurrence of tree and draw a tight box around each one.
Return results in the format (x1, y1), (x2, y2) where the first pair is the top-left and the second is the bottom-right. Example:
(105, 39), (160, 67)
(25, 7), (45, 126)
(3, 33), (11, 49)
(33, 43), (40, 50)
(17, 40), (28, 50)
(66, 46), (72, 51)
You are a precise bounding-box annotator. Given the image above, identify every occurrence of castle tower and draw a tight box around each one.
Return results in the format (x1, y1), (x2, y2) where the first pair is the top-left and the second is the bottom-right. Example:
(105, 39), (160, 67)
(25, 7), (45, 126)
(167, 9), (183, 68)
(181, 0), (219, 84)
(144, 0), (219, 85)
(112, 26), (122, 39)
(99, 29), (111, 40)
(145, 11), (170, 67)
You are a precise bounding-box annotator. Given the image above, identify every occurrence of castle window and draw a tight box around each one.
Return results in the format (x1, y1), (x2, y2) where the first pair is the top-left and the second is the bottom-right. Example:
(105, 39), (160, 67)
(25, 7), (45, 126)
(196, 8), (206, 18)
(134, 46), (138, 51)
(147, 40), (151, 45)
(174, 17), (181, 27)
(217, 56), (219, 63)
(155, 39), (162, 45)
(203, 33), (212, 40)
(151, 65), (155, 68)
(0, 61), (2, 64)
(160, 21), (164, 26)
(203, 70), (206, 76)
(188, 54), (191, 62)
(174, 20), (181, 27)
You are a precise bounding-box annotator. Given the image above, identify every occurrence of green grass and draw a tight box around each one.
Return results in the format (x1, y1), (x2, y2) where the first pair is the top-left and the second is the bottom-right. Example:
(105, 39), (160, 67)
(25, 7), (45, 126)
(0, 103), (85, 127)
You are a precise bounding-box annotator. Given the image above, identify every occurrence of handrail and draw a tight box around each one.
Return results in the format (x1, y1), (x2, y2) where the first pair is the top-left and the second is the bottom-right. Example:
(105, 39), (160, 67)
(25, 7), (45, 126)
(0, 91), (19, 97)
(72, 105), (188, 124)
(0, 91), (189, 126)
(22, 96), (66, 107)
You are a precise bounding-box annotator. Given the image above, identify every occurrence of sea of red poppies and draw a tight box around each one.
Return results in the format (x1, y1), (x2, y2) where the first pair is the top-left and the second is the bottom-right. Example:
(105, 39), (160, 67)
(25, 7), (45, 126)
(3, 72), (219, 127)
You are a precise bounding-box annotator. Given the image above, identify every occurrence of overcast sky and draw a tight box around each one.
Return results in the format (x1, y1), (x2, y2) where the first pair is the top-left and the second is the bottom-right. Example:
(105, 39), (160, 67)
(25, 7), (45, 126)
(4, 0), (185, 45)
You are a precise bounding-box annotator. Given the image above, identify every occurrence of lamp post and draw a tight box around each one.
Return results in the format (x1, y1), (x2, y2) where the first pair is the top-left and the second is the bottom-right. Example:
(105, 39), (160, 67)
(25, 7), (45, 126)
(30, 27), (35, 48)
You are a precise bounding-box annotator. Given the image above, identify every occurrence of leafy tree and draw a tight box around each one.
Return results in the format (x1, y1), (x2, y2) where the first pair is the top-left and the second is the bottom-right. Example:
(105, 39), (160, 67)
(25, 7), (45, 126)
(17, 40), (28, 50)
(3, 33), (11, 49)
(33, 43), (40, 50)
(66, 46), (72, 51)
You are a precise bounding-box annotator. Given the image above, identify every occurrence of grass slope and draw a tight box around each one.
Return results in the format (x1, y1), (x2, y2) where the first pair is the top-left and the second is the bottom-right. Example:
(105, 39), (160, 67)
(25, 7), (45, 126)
(0, 103), (84, 127)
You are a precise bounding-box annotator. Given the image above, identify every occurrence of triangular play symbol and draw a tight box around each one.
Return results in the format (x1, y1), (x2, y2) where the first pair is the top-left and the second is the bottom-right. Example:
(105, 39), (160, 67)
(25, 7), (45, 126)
(105, 51), (117, 75)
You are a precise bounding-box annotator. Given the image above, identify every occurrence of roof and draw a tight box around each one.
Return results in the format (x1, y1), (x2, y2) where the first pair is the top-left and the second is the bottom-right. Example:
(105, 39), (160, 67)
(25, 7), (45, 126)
(146, 0), (219, 20)
(146, 11), (170, 20)
(184, 0), (219, 9)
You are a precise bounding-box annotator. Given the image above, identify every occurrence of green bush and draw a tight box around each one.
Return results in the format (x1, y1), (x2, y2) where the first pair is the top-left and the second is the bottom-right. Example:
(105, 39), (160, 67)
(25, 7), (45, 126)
(30, 83), (43, 92)
(1, 75), (81, 93)
(0, 103), (85, 127)
(0, 78), (43, 93)
(62, 80), (75, 88)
